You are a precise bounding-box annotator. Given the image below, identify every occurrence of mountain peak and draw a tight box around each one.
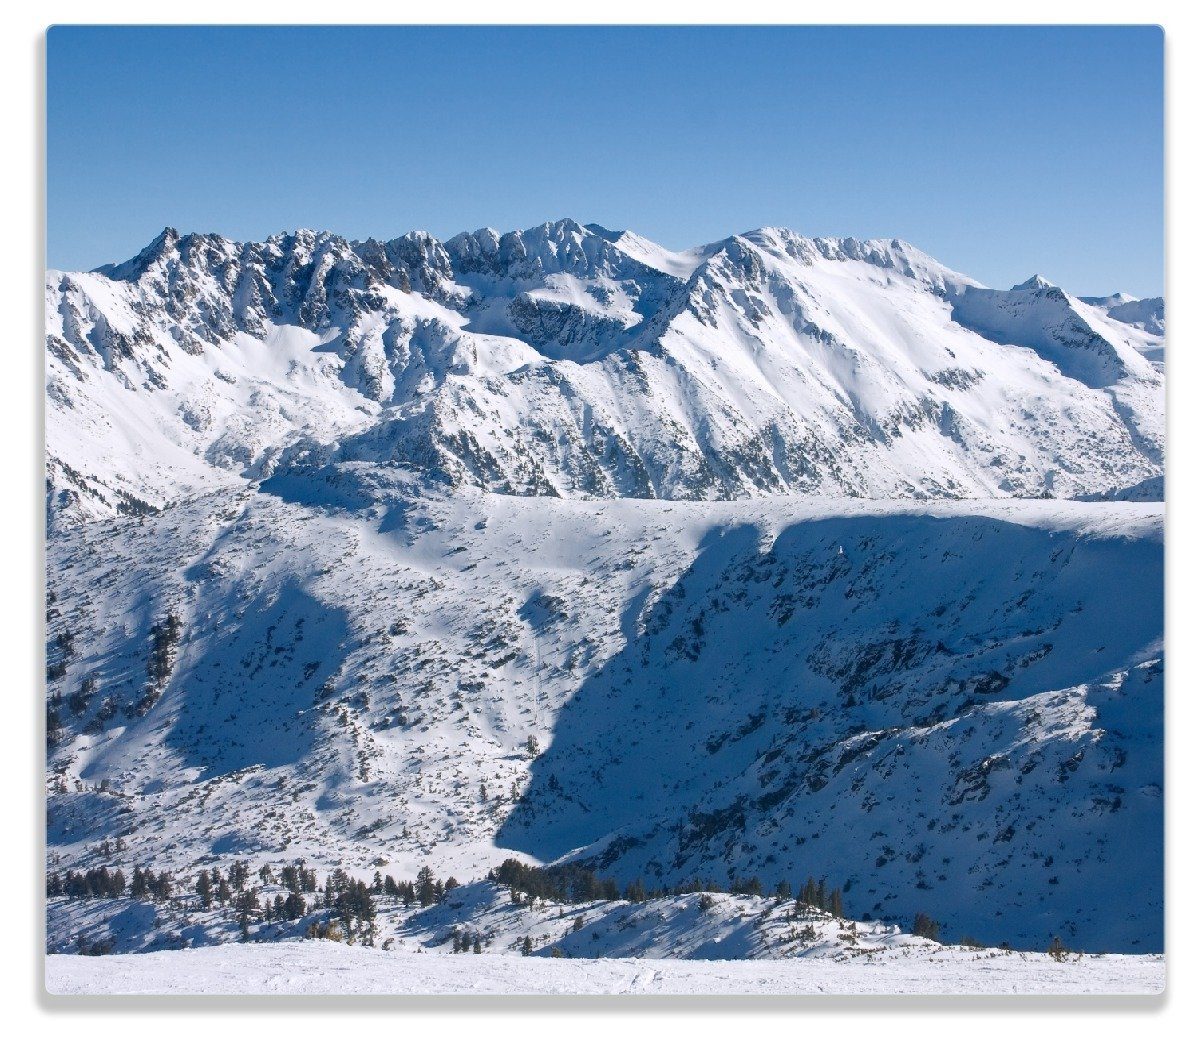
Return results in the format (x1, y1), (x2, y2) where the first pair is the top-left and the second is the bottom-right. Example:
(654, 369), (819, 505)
(95, 225), (181, 279)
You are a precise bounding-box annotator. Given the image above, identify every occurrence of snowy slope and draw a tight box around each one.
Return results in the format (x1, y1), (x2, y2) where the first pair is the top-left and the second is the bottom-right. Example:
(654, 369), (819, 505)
(46, 941), (1165, 996)
(44, 879), (950, 960)
(46, 221), (1165, 522)
(45, 479), (1162, 952)
(1081, 292), (1165, 339)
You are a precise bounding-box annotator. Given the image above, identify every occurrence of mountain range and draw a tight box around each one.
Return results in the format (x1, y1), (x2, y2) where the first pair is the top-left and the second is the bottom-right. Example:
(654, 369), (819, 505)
(46, 219), (1163, 524)
(45, 220), (1165, 956)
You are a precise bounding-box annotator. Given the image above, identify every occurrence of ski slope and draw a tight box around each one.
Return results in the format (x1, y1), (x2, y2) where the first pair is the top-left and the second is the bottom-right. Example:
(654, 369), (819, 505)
(46, 941), (1165, 996)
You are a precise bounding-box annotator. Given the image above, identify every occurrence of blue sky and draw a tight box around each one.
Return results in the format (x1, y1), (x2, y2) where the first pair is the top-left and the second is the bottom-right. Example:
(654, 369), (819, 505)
(47, 25), (1163, 296)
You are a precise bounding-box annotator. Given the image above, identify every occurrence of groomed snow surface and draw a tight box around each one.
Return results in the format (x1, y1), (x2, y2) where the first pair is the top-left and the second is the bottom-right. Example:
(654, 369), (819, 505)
(46, 941), (1164, 996)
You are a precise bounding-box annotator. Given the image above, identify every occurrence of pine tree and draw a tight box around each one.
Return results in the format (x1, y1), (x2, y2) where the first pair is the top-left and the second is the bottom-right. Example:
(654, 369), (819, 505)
(283, 891), (306, 920)
(196, 871), (213, 909)
(151, 871), (173, 901)
(912, 912), (940, 942)
(416, 865), (437, 906)
(830, 888), (844, 919)
(801, 876), (818, 907)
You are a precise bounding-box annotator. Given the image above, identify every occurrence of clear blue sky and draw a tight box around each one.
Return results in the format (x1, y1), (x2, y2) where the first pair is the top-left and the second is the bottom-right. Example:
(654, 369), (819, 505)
(47, 25), (1164, 297)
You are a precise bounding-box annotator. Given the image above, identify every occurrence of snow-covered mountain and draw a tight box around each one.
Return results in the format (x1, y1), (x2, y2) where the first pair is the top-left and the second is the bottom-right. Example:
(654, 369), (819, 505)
(46, 480), (1162, 952)
(1081, 292), (1165, 337)
(45, 221), (1165, 964)
(46, 220), (1164, 523)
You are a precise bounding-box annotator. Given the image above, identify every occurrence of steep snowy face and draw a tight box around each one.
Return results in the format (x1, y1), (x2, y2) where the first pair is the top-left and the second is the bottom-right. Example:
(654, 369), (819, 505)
(950, 277), (1163, 467)
(444, 218), (685, 362)
(951, 276), (1155, 389)
(46, 220), (1165, 523)
(498, 504), (1163, 952)
(1081, 292), (1165, 337)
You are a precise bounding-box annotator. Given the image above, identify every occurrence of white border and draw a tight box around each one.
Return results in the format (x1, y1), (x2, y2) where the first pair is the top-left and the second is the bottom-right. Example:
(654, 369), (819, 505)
(3, 4), (1195, 1035)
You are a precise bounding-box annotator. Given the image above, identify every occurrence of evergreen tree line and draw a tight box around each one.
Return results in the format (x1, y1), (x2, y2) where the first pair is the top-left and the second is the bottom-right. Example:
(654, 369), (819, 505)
(47, 865), (173, 902)
(49, 855), (858, 943)
(912, 911), (940, 941)
(489, 858), (850, 917)
(321, 868), (376, 929)
(146, 612), (183, 685)
(47, 856), (1072, 955)
(50, 856), (465, 951)
(450, 930), (485, 954)
(46, 628), (75, 683)
(49, 858), (1040, 953)
(47, 856), (462, 915)
(278, 861), (318, 893)
(489, 859), (621, 903)
(794, 876), (845, 917)
(358, 865), (463, 907)
(130, 866), (174, 901)
(48, 866), (127, 900)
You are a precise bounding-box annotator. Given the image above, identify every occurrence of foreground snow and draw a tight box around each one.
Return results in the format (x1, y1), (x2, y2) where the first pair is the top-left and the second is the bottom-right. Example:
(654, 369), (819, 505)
(46, 941), (1164, 995)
